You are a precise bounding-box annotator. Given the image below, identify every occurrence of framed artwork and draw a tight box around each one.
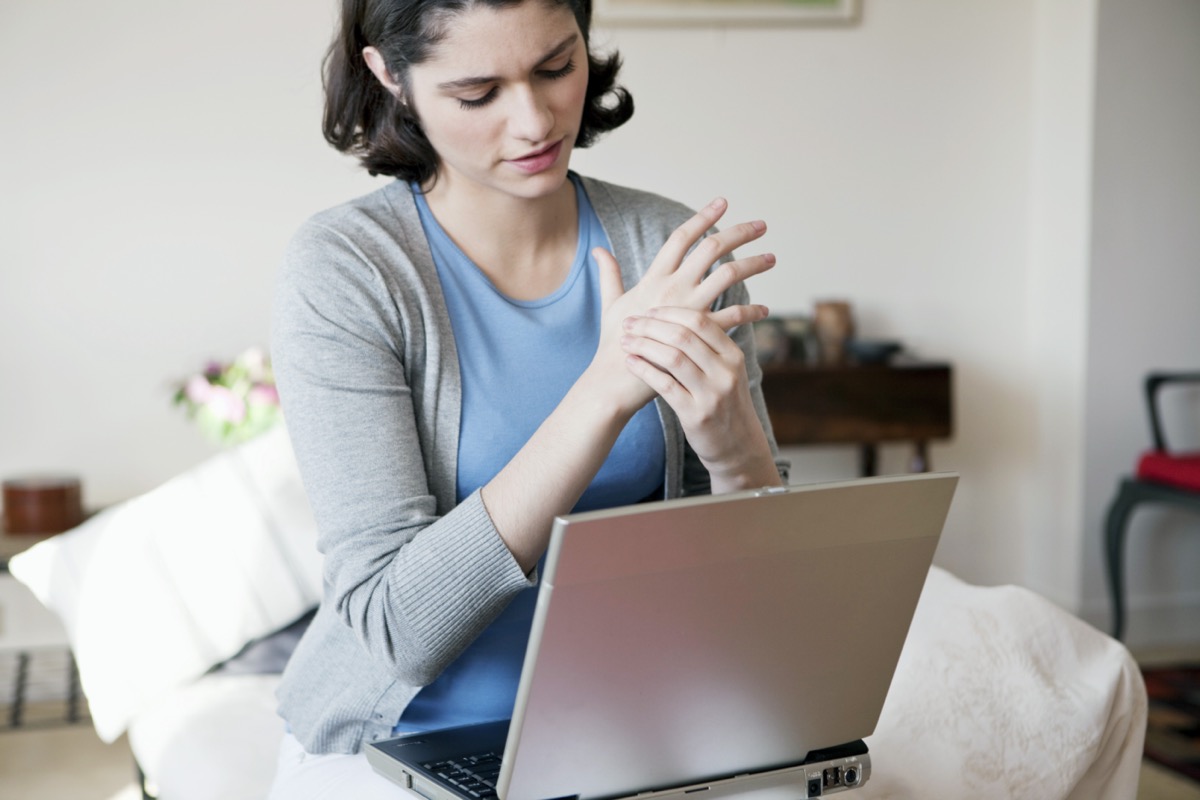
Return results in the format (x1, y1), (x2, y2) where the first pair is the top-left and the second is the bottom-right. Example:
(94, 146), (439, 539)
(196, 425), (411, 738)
(595, 0), (860, 27)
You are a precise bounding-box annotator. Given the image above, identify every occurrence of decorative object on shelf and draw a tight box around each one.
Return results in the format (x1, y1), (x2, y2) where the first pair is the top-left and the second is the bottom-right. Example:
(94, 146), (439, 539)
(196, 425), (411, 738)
(2, 475), (84, 535)
(813, 300), (856, 364)
(847, 339), (904, 365)
(172, 347), (281, 446)
(751, 318), (790, 365)
(779, 316), (812, 364)
(753, 316), (813, 366)
(596, 0), (859, 27)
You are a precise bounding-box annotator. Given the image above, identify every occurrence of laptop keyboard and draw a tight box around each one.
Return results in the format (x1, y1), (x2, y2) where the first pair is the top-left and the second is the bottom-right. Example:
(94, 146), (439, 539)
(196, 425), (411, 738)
(422, 752), (503, 799)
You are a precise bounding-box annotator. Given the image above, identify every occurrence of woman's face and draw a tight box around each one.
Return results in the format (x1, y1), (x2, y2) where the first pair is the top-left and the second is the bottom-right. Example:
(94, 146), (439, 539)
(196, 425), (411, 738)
(405, 1), (590, 202)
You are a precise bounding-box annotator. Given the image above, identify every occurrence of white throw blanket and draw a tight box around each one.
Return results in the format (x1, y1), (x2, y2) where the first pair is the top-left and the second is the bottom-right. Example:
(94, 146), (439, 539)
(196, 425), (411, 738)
(862, 567), (1147, 799)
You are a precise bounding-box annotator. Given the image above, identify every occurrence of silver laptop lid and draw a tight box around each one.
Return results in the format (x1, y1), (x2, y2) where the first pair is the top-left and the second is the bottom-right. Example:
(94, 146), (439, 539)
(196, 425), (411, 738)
(498, 473), (957, 800)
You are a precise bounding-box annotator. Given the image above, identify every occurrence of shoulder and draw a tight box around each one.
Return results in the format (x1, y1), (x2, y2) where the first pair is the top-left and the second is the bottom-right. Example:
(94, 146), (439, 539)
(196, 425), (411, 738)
(277, 181), (431, 309)
(272, 182), (447, 360)
(579, 175), (695, 236)
(285, 181), (421, 275)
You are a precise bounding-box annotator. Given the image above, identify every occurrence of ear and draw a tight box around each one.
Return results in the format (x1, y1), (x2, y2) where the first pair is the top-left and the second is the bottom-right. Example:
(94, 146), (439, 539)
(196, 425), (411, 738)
(362, 46), (404, 98)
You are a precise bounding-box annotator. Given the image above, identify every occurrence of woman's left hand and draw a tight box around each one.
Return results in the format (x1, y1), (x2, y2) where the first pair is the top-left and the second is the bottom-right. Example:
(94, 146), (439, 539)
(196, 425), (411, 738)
(620, 305), (782, 492)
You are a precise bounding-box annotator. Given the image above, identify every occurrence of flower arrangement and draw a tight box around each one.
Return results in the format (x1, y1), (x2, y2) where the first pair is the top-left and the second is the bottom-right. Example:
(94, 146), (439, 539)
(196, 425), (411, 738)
(172, 347), (282, 445)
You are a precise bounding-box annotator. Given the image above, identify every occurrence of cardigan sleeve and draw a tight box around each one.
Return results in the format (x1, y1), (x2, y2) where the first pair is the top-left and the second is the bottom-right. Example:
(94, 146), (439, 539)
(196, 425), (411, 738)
(271, 217), (533, 687)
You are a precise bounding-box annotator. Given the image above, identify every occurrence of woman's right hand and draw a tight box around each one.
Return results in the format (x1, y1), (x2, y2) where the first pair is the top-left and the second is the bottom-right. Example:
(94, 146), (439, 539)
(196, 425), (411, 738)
(483, 198), (777, 571)
(588, 197), (777, 416)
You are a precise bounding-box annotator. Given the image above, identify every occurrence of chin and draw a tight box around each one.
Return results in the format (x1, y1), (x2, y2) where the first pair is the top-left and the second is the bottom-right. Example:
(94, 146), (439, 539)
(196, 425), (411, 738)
(506, 164), (573, 200)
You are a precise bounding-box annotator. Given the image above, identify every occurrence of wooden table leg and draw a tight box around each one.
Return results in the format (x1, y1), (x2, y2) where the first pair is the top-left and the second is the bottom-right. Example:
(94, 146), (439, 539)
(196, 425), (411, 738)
(860, 444), (878, 477)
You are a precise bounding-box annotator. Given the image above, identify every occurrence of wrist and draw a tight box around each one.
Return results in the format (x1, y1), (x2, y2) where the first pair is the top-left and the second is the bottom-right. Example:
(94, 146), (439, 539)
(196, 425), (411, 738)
(701, 430), (783, 494)
(576, 361), (647, 424)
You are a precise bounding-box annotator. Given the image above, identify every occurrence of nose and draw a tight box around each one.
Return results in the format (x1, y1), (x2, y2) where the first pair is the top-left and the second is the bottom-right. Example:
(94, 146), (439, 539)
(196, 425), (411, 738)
(508, 84), (554, 143)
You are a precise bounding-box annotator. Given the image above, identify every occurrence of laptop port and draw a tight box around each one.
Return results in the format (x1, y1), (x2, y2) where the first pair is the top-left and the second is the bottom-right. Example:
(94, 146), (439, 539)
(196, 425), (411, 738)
(822, 766), (842, 788)
(844, 765), (860, 786)
(807, 776), (822, 796)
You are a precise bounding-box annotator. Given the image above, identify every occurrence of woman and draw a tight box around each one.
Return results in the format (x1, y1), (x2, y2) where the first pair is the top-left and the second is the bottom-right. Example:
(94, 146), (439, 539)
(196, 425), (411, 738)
(268, 0), (788, 794)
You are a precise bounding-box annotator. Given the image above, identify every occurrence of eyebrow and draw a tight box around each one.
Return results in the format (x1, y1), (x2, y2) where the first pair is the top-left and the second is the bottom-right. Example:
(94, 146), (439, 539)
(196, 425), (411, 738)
(436, 33), (579, 91)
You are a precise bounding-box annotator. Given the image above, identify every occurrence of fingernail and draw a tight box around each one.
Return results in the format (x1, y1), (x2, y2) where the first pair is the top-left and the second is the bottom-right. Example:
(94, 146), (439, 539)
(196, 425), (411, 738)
(752, 220), (766, 232)
(622, 316), (638, 331)
(764, 253), (776, 265)
(709, 197), (726, 210)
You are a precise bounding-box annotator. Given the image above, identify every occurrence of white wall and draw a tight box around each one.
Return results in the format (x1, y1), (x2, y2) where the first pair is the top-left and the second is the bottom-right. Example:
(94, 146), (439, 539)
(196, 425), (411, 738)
(1021, 0), (1096, 612)
(1081, 0), (1200, 647)
(577, 1), (1042, 591)
(1, 0), (1196, 649)
(0, 0), (385, 497)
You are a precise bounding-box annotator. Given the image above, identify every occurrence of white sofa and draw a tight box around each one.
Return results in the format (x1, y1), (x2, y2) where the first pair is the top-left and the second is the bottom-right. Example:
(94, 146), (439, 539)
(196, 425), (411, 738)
(9, 428), (1148, 799)
(10, 426), (320, 799)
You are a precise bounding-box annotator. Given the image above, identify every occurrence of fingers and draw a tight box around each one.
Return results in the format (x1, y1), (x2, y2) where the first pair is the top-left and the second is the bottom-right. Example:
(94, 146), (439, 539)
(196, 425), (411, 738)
(628, 197), (776, 322)
(650, 197), (730, 276)
(694, 253), (776, 310)
(625, 306), (759, 353)
(679, 220), (769, 284)
(707, 303), (771, 331)
(624, 348), (694, 402)
(620, 306), (756, 387)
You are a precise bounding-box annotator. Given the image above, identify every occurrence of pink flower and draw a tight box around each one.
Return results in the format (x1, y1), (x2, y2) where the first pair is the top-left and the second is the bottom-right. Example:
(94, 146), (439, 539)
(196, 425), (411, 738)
(185, 375), (212, 405)
(247, 384), (280, 407)
(237, 347), (270, 382)
(205, 385), (246, 424)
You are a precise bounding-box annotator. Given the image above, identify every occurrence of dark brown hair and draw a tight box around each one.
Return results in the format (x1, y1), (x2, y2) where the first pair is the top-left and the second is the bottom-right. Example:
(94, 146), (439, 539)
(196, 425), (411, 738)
(322, 0), (634, 183)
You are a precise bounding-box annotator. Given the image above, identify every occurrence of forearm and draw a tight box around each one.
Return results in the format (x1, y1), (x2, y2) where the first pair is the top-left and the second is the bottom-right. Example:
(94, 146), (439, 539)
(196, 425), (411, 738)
(482, 368), (636, 573)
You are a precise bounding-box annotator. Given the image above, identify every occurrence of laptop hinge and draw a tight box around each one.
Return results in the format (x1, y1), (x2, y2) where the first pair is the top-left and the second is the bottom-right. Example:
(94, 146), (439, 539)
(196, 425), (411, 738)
(802, 739), (869, 763)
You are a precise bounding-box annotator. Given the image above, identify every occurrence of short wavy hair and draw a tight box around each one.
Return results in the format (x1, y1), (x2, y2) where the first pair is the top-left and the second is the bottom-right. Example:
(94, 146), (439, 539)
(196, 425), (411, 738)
(322, 0), (634, 183)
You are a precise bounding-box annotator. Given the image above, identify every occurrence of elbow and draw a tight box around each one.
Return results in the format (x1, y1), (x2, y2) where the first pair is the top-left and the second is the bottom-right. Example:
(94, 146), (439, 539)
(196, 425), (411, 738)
(389, 651), (446, 688)
(335, 591), (454, 688)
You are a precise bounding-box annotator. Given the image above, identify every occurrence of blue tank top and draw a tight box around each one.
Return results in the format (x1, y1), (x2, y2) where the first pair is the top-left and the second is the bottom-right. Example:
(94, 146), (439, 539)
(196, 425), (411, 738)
(396, 175), (665, 733)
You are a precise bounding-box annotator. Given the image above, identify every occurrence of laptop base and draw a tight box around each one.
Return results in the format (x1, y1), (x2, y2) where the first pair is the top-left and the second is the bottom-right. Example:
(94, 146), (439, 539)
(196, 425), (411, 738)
(366, 730), (871, 800)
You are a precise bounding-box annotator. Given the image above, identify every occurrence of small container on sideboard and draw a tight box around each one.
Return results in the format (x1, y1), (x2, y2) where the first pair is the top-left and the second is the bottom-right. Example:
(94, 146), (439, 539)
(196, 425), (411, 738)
(2, 475), (84, 536)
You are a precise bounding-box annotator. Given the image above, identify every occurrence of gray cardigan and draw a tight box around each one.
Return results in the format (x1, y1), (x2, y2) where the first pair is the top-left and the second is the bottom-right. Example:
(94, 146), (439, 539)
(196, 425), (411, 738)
(271, 175), (787, 754)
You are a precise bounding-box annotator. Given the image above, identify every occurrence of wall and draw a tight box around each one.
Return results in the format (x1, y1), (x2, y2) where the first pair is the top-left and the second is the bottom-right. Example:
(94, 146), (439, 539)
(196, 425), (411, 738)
(575, 1), (1040, 591)
(1021, 0), (1096, 613)
(1, 0), (1196, 649)
(0, 0), (384, 496)
(1081, 0), (1200, 647)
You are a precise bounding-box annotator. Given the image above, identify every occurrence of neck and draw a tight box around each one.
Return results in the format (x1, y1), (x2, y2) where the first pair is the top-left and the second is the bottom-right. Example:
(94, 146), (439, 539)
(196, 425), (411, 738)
(422, 175), (580, 300)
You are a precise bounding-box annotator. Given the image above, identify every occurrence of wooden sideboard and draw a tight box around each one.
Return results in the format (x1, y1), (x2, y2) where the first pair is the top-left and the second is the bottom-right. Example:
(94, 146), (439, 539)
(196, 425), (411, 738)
(760, 359), (953, 476)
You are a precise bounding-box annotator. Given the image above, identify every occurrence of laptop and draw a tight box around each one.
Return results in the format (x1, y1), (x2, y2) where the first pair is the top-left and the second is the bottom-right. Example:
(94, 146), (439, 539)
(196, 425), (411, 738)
(367, 472), (958, 800)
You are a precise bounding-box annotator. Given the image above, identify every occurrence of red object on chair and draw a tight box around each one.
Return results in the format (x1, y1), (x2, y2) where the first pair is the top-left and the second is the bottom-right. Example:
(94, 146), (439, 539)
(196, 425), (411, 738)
(1136, 450), (1200, 492)
(1104, 372), (1200, 640)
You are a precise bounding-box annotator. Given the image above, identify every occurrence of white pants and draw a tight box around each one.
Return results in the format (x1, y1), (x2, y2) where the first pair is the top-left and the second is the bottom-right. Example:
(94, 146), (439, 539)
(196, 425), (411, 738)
(268, 732), (416, 799)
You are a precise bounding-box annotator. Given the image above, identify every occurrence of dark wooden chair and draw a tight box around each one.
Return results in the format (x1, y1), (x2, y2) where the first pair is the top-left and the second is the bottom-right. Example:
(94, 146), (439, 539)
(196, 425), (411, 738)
(1104, 371), (1200, 640)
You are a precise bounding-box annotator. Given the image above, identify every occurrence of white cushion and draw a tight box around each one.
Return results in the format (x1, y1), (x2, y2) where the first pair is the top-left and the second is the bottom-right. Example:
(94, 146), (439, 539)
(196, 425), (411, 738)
(8, 425), (322, 743)
(128, 673), (284, 800)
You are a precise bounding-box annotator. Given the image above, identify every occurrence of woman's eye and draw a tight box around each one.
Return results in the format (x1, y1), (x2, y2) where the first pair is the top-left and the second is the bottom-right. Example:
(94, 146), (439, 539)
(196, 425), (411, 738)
(454, 59), (575, 110)
(458, 88), (498, 110)
(541, 60), (576, 80)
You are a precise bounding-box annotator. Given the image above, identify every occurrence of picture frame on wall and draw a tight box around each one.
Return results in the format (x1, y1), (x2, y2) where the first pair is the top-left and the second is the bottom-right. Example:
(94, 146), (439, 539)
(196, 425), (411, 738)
(595, 0), (860, 27)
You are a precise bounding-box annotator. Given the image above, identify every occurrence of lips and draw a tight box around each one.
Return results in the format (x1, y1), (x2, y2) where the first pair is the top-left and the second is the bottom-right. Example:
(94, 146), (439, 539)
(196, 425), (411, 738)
(507, 140), (564, 174)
